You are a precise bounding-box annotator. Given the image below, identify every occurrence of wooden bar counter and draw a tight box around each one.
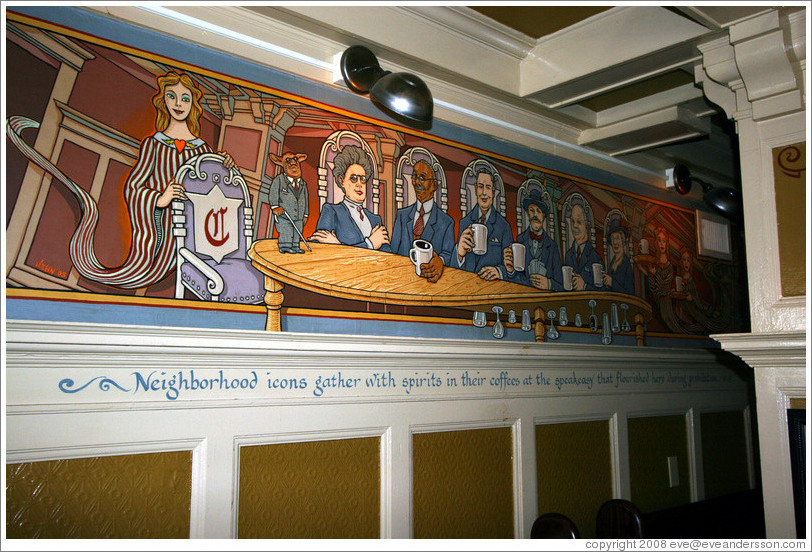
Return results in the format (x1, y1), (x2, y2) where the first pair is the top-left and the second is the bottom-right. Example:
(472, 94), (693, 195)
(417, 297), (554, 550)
(249, 239), (652, 345)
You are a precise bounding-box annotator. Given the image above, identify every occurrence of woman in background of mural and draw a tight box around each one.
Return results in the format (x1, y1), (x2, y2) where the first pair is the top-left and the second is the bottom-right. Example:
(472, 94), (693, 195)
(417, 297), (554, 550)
(673, 246), (726, 334)
(647, 226), (675, 297)
(602, 219), (635, 295)
(645, 225), (702, 333)
(7, 70), (234, 289)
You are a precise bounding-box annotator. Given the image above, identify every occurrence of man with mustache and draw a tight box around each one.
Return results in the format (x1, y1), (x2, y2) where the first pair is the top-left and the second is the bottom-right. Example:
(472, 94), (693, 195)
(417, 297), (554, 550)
(503, 189), (563, 290)
(390, 160), (454, 282)
(455, 167), (514, 280)
(563, 202), (603, 291)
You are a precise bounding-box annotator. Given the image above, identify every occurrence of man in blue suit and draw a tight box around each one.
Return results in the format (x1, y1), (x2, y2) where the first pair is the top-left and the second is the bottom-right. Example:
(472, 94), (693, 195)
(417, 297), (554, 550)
(563, 203), (603, 291)
(310, 145), (390, 251)
(503, 189), (563, 290)
(390, 160), (454, 282)
(455, 167), (514, 280)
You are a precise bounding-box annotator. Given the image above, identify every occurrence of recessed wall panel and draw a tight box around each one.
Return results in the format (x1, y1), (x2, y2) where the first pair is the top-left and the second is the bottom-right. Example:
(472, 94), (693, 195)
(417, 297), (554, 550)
(238, 437), (380, 538)
(535, 419), (612, 538)
(412, 426), (513, 538)
(5, 451), (192, 538)
(628, 414), (690, 512)
(700, 410), (750, 499)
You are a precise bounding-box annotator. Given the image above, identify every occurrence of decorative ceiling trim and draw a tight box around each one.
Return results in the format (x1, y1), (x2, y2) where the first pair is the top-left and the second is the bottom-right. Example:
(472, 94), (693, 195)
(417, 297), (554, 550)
(402, 5), (536, 60)
(81, 4), (667, 185)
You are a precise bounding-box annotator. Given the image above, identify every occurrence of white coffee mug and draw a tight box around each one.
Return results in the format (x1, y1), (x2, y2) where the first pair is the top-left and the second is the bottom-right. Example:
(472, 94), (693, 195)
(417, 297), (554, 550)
(511, 242), (526, 272)
(528, 259), (546, 276)
(593, 262), (604, 287)
(471, 223), (488, 255)
(675, 275), (684, 292)
(562, 265), (574, 291)
(409, 239), (434, 276)
(639, 238), (649, 255)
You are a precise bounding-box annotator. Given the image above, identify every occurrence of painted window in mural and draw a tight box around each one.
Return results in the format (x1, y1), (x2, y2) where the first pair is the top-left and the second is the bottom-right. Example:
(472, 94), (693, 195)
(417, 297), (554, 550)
(5, 17), (748, 339)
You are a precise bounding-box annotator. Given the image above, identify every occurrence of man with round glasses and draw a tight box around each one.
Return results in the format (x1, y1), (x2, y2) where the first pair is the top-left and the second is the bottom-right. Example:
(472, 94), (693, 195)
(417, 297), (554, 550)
(389, 160), (454, 282)
(311, 145), (390, 250)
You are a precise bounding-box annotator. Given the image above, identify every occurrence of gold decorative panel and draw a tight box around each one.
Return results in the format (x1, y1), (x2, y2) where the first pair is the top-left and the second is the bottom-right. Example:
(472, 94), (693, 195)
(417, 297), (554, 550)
(238, 437), (380, 538)
(536, 419), (612, 538)
(628, 415), (691, 512)
(772, 142), (806, 297)
(700, 410), (750, 499)
(5, 451), (192, 538)
(412, 427), (513, 538)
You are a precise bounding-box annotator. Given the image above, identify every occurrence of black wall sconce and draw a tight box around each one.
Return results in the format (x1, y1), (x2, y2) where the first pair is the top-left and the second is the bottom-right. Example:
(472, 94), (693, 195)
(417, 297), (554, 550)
(340, 45), (433, 130)
(672, 164), (743, 224)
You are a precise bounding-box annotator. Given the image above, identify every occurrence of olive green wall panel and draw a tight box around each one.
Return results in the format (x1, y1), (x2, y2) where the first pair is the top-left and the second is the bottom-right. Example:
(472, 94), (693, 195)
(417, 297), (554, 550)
(701, 410), (750, 499)
(238, 437), (380, 538)
(772, 142), (806, 297)
(628, 414), (691, 512)
(535, 419), (613, 538)
(413, 427), (513, 538)
(6, 451), (192, 538)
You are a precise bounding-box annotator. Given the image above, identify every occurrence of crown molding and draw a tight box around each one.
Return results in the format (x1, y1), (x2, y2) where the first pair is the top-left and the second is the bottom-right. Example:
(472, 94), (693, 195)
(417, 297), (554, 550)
(78, 5), (666, 186)
(7, 319), (722, 366)
(401, 6), (536, 60)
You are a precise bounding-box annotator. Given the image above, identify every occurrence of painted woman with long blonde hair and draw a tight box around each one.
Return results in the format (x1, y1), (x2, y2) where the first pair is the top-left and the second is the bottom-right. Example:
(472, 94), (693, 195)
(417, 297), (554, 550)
(7, 70), (234, 289)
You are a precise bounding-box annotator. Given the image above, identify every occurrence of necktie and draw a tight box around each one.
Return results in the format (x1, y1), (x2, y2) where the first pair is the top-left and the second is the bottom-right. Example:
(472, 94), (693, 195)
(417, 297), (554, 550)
(529, 231), (543, 242)
(293, 179), (299, 190)
(357, 207), (364, 221)
(413, 206), (425, 238)
(576, 246), (581, 266)
(479, 213), (486, 224)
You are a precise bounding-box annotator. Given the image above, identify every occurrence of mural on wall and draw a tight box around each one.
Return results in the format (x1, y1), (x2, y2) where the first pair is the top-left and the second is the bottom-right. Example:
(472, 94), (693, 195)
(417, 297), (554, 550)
(5, 16), (748, 339)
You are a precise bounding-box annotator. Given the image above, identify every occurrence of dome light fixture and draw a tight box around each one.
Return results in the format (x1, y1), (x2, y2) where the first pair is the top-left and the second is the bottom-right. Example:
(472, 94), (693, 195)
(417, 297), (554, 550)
(340, 45), (433, 130)
(672, 164), (743, 224)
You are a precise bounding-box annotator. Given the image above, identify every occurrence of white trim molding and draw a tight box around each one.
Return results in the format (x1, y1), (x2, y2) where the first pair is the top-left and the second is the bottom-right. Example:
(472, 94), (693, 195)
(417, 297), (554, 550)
(4, 319), (755, 538)
(712, 330), (808, 538)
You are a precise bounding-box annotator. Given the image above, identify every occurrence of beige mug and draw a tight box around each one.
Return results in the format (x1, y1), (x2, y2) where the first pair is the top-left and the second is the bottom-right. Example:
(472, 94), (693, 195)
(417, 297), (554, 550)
(471, 223), (488, 255)
(562, 265), (574, 291)
(639, 238), (650, 255)
(593, 262), (604, 287)
(511, 242), (526, 272)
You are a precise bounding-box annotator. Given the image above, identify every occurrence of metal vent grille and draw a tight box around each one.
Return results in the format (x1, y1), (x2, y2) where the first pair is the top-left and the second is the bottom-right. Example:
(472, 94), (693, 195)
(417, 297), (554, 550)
(696, 210), (732, 260)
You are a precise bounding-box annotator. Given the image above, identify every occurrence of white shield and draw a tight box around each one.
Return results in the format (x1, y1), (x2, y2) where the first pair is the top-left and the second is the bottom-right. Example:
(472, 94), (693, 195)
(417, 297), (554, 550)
(185, 185), (243, 263)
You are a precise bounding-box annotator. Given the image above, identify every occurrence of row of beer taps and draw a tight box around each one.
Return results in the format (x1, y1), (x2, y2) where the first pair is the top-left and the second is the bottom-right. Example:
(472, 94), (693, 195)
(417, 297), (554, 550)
(473, 300), (632, 343)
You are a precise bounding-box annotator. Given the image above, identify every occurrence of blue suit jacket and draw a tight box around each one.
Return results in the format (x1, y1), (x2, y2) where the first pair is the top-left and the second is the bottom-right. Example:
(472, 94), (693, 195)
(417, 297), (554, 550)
(390, 202), (455, 266)
(607, 254), (635, 295)
(505, 228), (564, 291)
(563, 240), (604, 291)
(456, 205), (513, 273)
(315, 202), (390, 251)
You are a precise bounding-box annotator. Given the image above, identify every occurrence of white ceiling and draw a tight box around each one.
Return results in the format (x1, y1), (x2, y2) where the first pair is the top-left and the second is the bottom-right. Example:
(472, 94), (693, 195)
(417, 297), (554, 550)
(240, 4), (769, 189)
(91, 4), (805, 194)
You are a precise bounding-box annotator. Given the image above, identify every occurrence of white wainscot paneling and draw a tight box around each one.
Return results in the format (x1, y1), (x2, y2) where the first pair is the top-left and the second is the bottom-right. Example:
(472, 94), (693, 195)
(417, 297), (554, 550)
(6, 320), (751, 538)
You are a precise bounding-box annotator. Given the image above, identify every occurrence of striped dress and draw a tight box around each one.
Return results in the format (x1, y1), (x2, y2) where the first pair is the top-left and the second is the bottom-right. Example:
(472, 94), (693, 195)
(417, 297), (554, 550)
(7, 116), (213, 289)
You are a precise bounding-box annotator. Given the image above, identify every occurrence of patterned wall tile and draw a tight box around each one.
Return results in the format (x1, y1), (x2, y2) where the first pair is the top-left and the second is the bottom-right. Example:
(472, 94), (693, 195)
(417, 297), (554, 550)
(5, 451), (192, 538)
(412, 427), (513, 538)
(535, 420), (612, 538)
(238, 437), (380, 538)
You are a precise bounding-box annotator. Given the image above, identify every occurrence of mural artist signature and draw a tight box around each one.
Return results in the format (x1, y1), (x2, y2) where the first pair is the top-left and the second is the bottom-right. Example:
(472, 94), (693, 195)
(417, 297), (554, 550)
(35, 258), (67, 279)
